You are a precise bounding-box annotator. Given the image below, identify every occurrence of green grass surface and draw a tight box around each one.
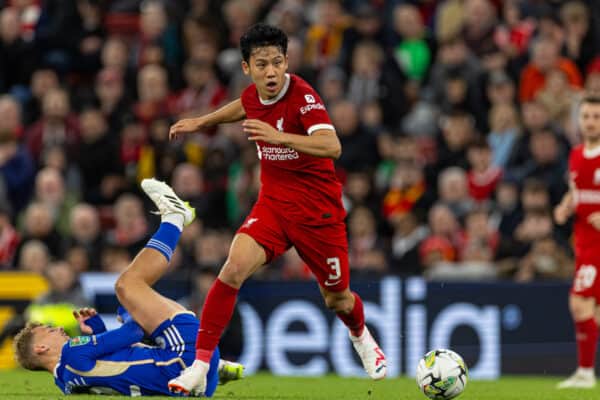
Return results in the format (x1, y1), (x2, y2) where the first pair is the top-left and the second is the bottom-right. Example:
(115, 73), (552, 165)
(0, 369), (599, 400)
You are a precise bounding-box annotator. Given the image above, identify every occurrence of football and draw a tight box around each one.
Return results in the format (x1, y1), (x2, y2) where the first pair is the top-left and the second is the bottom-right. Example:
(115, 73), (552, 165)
(415, 349), (468, 399)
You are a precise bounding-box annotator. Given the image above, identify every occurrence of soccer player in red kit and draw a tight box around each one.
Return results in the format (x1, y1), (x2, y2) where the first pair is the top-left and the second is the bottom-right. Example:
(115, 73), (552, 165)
(166, 24), (387, 395)
(554, 96), (600, 389)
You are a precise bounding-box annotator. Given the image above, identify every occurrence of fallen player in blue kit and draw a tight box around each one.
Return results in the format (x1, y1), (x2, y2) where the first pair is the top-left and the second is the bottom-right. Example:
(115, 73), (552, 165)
(13, 179), (243, 396)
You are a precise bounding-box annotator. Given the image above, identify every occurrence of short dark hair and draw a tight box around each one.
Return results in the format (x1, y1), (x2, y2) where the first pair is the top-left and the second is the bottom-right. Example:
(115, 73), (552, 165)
(580, 95), (600, 106)
(240, 23), (288, 63)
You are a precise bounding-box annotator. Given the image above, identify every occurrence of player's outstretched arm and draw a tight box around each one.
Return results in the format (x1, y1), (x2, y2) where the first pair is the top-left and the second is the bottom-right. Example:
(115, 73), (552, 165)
(244, 119), (341, 159)
(554, 191), (574, 225)
(169, 99), (246, 140)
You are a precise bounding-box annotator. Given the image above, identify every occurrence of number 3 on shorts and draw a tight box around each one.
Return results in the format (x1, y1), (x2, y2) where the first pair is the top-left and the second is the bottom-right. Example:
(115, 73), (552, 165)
(327, 257), (341, 280)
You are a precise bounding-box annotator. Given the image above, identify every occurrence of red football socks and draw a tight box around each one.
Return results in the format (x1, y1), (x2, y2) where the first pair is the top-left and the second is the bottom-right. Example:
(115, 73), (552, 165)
(336, 292), (365, 338)
(575, 318), (599, 368)
(195, 278), (239, 362)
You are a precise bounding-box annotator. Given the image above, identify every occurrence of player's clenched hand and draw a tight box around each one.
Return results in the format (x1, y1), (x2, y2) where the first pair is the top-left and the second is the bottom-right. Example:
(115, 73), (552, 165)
(554, 202), (572, 225)
(588, 212), (600, 230)
(73, 308), (98, 335)
(169, 117), (205, 140)
(243, 119), (283, 145)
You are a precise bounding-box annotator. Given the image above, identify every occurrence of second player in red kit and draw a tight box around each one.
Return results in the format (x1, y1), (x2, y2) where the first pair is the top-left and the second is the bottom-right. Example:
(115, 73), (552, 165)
(555, 96), (600, 389)
(167, 24), (387, 396)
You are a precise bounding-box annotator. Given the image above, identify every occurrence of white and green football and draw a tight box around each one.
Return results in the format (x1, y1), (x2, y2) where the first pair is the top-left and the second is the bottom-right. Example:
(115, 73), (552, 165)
(415, 349), (468, 399)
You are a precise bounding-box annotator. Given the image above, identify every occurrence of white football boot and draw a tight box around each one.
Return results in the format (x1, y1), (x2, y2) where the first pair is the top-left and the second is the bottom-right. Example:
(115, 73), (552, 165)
(218, 360), (244, 385)
(557, 368), (596, 389)
(168, 359), (209, 396)
(350, 326), (387, 380)
(141, 178), (195, 225)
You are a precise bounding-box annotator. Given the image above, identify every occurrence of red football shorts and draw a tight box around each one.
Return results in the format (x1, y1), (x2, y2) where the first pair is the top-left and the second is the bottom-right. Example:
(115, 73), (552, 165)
(237, 201), (349, 292)
(571, 246), (600, 303)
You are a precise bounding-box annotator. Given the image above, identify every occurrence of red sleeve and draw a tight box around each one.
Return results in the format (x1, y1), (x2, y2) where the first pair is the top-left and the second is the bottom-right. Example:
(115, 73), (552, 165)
(569, 148), (579, 172)
(240, 84), (256, 111)
(294, 82), (335, 135)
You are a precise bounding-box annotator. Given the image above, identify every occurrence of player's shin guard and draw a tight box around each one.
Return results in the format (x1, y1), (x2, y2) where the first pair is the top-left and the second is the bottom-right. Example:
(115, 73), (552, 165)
(336, 292), (365, 337)
(195, 278), (239, 362)
(576, 318), (599, 368)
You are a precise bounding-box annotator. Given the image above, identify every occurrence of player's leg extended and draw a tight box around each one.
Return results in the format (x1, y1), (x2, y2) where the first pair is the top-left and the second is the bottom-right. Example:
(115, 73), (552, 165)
(169, 232), (266, 395)
(292, 222), (387, 380)
(557, 294), (597, 389)
(115, 178), (195, 334)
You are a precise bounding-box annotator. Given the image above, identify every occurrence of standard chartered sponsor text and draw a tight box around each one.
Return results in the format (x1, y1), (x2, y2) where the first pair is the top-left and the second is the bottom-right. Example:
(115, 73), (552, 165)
(261, 146), (300, 160)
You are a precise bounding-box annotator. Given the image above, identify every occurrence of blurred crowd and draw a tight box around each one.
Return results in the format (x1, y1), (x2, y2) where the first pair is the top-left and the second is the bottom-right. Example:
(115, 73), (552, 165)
(0, 0), (595, 299)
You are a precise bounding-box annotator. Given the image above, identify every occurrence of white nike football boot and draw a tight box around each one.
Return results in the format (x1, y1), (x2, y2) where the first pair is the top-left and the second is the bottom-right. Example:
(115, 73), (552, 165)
(557, 368), (596, 389)
(350, 326), (387, 380)
(168, 359), (209, 396)
(141, 178), (195, 225)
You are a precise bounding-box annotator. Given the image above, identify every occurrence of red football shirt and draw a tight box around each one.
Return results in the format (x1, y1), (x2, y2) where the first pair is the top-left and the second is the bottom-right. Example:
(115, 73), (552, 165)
(240, 73), (345, 225)
(570, 144), (600, 253)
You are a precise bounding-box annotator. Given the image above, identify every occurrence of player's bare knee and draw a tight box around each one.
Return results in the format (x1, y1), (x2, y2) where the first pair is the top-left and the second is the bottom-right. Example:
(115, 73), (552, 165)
(219, 259), (249, 288)
(114, 271), (137, 299)
(570, 297), (595, 321)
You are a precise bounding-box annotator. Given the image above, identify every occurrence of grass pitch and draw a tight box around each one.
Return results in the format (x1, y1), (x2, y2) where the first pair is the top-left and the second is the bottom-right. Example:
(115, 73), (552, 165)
(0, 369), (598, 400)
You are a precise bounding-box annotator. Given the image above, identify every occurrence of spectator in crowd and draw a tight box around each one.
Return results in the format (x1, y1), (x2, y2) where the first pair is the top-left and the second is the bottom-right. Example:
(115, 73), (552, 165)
(467, 138), (503, 202)
(431, 109), (476, 177)
(78, 107), (124, 204)
(389, 211), (427, 276)
(507, 128), (568, 204)
(193, 230), (225, 271)
(493, 178), (521, 239)
(0, 95), (35, 214)
(420, 203), (459, 270)
(0, 6), (37, 94)
(25, 88), (80, 163)
(347, 206), (387, 276)
(462, 0), (498, 58)
(337, 4), (383, 74)
(519, 36), (582, 102)
(559, 1), (600, 77)
(535, 68), (582, 130)
(35, 261), (88, 307)
(515, 236), (573, 282)
(170, 59), (227, 119)
(303, 0), (349, 70)
(33, 167), (77, 236)
(17, 202), (62, 260)
(487, 102), (520, 168)
(494, 0), (536, 60)
(437, 166), (474, 219)
(22, 68), (60, 125)
(106, 194), (149, 257)
(134, 64), (171, 126)
(485, 69), (516, 107)
(0, 206), (19, 268)
(94, 67), (132, 133)
(64, 204), (104, 271)
(330, 100), (379, 172)
(343, 170), (378, 215)
(17, 239), (50, 275)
